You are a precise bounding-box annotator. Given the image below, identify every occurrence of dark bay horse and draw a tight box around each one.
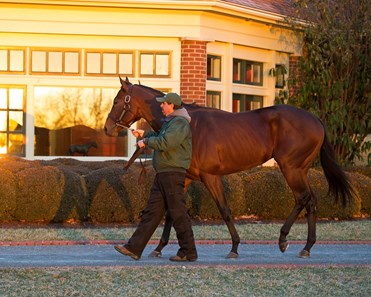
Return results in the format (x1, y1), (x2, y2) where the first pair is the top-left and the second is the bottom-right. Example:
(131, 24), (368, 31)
(68, 141), (97, 156)
(104, 77), (353, 258)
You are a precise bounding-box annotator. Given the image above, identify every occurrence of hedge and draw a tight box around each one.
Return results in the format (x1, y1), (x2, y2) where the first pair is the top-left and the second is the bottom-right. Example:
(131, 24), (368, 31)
(0, 156), (369, 223)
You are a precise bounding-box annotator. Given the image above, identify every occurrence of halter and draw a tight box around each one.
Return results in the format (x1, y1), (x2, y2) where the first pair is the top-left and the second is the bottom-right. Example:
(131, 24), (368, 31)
(115, 84), (134, 129)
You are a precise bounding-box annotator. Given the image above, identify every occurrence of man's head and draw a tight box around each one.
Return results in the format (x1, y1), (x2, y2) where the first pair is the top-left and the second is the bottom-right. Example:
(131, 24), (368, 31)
(156, 93), (182, 107)
(156, 93), (183, 116)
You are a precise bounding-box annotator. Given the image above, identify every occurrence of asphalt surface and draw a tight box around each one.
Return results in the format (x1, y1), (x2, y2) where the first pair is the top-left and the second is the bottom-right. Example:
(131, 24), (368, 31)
(1, 242), (370, 268)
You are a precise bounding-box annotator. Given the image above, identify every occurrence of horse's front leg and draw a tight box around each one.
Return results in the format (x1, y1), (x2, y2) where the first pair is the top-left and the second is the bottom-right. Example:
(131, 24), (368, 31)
(202, 173), (240, 258)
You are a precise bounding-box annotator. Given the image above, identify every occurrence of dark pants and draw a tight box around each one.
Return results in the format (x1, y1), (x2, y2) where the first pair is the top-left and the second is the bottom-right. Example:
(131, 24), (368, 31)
(125, 172), (197, 259)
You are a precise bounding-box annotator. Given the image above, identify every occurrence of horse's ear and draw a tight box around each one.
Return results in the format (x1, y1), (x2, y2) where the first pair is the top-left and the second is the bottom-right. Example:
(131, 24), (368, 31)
(138, 80), (141, 85)
(119, 76), (124, 85)
(125, 76), (130, 84)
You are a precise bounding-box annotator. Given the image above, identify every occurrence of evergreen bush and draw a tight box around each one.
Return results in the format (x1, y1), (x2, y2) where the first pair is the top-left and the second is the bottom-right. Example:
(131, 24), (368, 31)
(0, 157), (369, 223)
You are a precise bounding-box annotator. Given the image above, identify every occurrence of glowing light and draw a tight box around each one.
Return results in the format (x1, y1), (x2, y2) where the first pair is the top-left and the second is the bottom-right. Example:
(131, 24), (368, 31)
(0, 145), (6, 154)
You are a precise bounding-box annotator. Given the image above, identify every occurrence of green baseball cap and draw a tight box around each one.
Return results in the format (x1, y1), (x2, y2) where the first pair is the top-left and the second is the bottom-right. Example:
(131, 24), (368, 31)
(156, 92), (182, 107)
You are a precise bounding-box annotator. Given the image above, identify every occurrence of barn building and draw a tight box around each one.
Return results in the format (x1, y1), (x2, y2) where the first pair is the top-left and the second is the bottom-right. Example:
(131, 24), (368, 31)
(0, 0), (301, 160)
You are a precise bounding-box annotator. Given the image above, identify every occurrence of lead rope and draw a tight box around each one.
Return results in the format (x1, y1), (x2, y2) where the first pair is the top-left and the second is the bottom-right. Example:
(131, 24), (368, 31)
(123, 143), (149, 183)
(123, 145), (145, 172)
(138, 149), (148, 183)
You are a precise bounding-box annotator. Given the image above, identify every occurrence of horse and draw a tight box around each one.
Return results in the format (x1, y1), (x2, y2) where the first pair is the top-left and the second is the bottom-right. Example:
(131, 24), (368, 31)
(104, 77), (354, 258)
(68, 141), (98, 156)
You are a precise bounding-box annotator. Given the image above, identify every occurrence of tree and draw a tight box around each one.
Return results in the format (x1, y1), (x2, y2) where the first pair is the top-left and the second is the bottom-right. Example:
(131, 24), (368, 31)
(287, 0), (370, 165)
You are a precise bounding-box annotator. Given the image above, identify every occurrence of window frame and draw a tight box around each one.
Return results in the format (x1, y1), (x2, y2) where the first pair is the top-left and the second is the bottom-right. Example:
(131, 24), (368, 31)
(0, 85), (26, 157)
(233, 59), (263, 86)
(207, 55), (222, 81)
(139, 51), (171, 78)
(232, 94), (263, 112)
(30, 47), (81, 75)
(0, 47), (26, 74)
(85, 49), (135, 77)
(206, 90), (221, 109)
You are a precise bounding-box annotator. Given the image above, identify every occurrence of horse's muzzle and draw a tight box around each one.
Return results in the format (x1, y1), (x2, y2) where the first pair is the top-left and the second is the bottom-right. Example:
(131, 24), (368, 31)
(104, 124), (118, 137)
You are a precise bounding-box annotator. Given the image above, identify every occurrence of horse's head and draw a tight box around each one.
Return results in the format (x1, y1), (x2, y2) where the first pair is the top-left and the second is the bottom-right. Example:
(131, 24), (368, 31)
(104, 77), (142, 137)
(104, 77), (165, 136)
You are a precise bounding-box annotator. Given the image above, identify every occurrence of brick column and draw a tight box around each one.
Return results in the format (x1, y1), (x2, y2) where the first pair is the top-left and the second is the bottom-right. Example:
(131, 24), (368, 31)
(180, 39), (207, 105)
(288, 55), (301, 98)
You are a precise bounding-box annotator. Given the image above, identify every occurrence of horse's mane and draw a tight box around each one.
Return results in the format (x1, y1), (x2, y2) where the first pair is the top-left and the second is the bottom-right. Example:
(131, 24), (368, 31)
(136, 84), (164, 97)
(183, 102), (230, 114)
(137, 84), (227, 113)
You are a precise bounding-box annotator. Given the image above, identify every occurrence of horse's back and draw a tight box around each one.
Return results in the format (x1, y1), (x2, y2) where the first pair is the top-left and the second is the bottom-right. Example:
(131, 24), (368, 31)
(186, 104), (324, 177)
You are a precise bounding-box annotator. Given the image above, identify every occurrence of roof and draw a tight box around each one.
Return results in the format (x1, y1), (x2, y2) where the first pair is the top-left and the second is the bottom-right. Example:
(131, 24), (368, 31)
(1, 0), (298, 20)
(221, 0), (297, 17)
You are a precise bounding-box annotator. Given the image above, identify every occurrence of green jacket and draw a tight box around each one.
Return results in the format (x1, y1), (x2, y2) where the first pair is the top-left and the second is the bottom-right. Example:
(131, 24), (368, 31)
(143, 108), (192, 173)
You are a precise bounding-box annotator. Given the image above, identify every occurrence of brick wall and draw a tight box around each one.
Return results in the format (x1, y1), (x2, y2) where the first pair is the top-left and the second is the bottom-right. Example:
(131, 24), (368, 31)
(288, 55), (301, 98)
(180, 39), (207, 105)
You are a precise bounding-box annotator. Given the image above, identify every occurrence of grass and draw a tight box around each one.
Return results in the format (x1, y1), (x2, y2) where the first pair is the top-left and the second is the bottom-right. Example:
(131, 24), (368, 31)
(0, 220), (370, 242)
(0, 266), (369, 297)
(0, 220), (370, 297)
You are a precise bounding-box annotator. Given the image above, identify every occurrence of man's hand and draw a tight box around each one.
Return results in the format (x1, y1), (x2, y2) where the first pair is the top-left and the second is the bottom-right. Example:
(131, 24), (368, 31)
(132, 129), (144, 138)
(137, 139), (146, 148)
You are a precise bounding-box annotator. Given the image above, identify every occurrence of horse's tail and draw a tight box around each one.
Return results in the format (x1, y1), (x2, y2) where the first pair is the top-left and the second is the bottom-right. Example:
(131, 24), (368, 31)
(319, 132), (354, 207)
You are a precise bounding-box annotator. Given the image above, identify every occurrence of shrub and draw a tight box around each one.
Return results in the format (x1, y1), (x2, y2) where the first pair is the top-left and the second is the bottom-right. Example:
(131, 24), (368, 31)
(0, 158), (369, 223)
(85, 165), (153, 223)
(240, 168), (294, 219)
(309, 170), (362, 219)
(0, 168), (17, 221)
(15, 166), (64, 222)
(350, 172), (371, 217)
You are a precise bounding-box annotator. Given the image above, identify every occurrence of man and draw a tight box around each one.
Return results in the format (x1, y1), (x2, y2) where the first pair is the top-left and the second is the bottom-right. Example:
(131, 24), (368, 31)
(114, 92), (197, 262)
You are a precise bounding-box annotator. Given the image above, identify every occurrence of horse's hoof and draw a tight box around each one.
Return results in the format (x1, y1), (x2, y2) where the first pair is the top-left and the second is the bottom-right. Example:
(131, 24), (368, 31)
(226, 252), (239, 259)
(279, 241), (289, 253)
(148, 250), (162, 258)
(298, 249), (310, 258)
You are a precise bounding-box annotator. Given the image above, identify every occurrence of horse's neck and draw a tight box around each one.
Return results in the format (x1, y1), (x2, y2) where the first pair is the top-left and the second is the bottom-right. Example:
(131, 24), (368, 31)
(144, 104), (195, 132)
(142, 104), (163, 132)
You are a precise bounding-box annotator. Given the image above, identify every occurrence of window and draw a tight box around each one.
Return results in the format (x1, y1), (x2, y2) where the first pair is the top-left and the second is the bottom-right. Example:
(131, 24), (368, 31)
(85, 50), (134, 76)
(139, 52), (170, 77)
(233, 59), (263, 86)
(33, 87), (128, 157)
(207, 55), (221, 81)
(232, 94), (263, 112)
(0, 86), (26, 156)
(0, 47), (25, 74)
(30, 48), (80, 75)
(206, 91), (221, 109)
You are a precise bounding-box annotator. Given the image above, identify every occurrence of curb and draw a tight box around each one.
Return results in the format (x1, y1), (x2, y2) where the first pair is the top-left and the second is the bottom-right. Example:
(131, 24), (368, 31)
(1, 240), (370, 247)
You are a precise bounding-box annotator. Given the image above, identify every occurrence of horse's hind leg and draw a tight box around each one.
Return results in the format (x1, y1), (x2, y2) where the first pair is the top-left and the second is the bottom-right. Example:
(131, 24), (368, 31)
(278, 168), (316, 257)
(300, 191), (317, 257)
(202, 173), (240, 258)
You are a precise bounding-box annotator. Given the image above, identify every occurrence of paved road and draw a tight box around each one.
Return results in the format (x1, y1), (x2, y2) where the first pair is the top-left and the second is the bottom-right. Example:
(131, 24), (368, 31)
(0, 243), (370, 268)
